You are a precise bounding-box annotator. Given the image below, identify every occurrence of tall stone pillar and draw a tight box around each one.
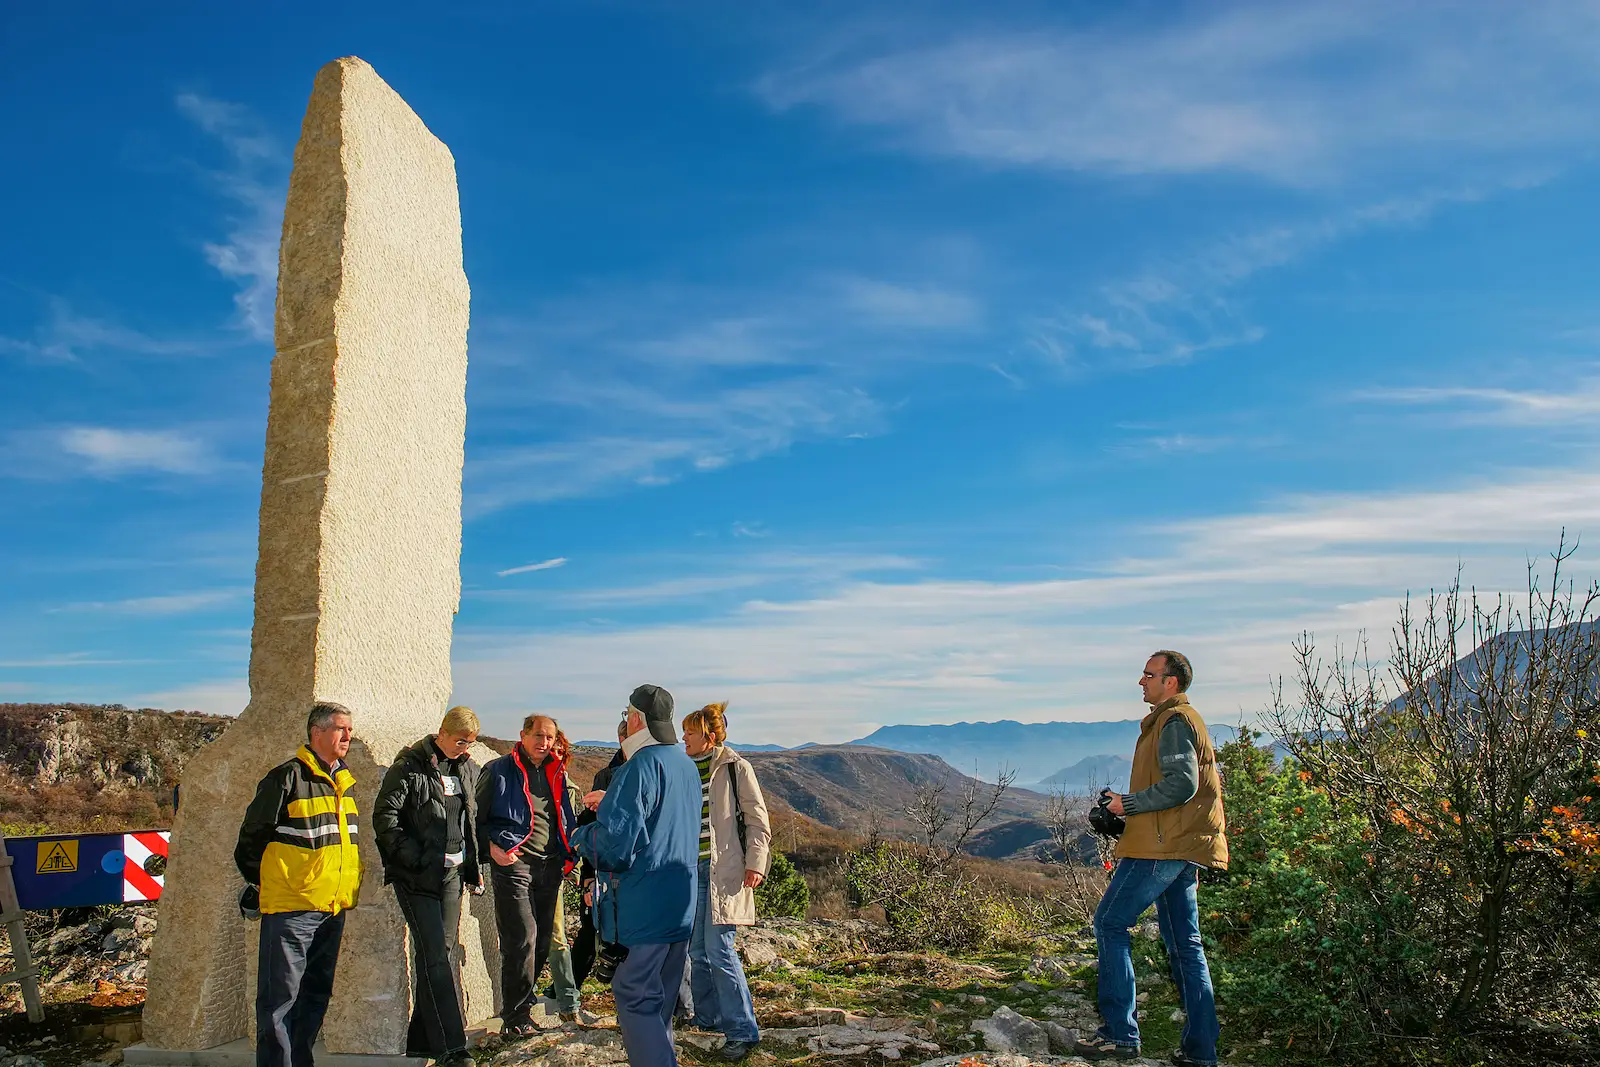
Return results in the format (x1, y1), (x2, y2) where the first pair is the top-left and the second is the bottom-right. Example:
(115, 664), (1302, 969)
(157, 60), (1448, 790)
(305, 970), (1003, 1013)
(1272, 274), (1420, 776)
(144, 56), (491, 1055)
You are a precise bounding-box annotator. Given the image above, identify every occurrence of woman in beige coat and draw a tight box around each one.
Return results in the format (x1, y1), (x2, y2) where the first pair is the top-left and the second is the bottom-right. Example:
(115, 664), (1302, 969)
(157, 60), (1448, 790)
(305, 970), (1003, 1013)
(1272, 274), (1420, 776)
(682, 703), (771, 1061)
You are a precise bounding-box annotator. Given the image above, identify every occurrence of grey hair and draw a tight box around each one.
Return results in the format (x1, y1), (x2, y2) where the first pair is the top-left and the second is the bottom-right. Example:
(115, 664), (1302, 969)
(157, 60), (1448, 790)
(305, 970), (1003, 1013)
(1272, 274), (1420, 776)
(306, 701), (353, 739)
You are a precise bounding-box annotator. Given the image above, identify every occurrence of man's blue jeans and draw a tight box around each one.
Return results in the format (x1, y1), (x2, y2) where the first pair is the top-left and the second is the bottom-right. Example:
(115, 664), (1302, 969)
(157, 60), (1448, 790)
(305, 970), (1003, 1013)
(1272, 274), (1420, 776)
(1093, 859), (1219, 1065)
(688, 858), (760, 1044)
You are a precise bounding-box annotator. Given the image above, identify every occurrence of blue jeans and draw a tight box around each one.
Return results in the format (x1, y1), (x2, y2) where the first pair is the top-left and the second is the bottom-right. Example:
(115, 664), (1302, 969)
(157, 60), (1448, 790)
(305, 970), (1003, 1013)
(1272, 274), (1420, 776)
(1093, 859), (1219, 1065)
(688, 858), (759, 1044)
(613, 940), (689, 1067)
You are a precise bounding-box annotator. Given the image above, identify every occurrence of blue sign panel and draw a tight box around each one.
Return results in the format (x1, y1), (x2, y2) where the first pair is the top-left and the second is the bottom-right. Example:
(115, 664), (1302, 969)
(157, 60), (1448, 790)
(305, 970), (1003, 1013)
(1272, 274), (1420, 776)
(10, 833), (126, 910)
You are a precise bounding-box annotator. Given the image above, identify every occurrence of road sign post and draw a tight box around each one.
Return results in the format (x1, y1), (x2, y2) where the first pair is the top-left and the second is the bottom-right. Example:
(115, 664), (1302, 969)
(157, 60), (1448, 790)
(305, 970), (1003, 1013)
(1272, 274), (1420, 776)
(0, 830), (45, 1023)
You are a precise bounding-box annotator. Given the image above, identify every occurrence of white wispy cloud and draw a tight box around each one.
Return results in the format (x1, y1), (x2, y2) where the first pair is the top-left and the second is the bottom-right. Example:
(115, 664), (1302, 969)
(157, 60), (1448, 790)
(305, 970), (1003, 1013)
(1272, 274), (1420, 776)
(837, 277), (981, 329)
(60, 426), (216, 476)
(446, 466), (1600, 744)
(1361, 382), (1600, 425)
(0, 654), (152, 668)
(1023, 187), (1495, 370)
(136, 678), (248, 716)
(468, 294), (892, 512)
(1, 424), (230, 481)
(176, 91), (286, 341)
(497, 557), (568, 577)
(0, 298), (213, 364)
(49, 589), (247, 616)
(756, 3), (1600, 184)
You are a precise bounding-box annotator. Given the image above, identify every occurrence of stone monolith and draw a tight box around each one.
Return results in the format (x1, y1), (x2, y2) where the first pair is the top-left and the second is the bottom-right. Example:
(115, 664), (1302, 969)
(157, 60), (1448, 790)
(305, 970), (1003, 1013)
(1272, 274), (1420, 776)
(144, 56), (490, 1055)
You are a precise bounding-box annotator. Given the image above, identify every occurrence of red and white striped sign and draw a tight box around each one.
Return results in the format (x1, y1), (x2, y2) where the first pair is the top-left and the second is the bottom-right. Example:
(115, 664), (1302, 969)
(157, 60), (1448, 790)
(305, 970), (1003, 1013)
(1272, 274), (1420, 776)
(123, 831), (169, 902)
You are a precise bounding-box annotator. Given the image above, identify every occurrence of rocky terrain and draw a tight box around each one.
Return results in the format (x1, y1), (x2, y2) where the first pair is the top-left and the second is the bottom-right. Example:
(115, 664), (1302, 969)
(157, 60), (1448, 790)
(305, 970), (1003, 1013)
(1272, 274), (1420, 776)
(481, 912), (1205, 1067)
(0, 705), (1134, 1067)
(2, 903), (1214, 1067)
(0, 705), (230, 835)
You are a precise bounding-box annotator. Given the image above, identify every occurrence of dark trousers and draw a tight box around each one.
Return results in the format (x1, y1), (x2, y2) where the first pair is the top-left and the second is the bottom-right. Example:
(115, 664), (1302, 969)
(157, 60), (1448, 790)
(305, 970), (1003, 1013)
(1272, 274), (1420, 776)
(490, 854), (564, 1024)
(613, 941), (688, 1067)
(256, 910), (345, 1067)
(394, 874), (467, 1056)
(570, 898), (600, 987)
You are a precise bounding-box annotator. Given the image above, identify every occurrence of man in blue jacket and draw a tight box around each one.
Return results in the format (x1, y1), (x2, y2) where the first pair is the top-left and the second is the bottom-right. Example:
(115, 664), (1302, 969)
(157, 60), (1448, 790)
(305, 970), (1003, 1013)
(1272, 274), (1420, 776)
(570, 684), (700, 1067)
(475, 714), (577, 1035)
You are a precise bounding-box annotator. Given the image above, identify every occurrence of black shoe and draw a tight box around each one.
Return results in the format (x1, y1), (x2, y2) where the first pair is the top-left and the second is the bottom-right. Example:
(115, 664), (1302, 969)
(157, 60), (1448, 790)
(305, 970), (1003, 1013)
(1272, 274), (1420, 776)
(720, 1040), (758, 1061)
(437, 1051), (474, 1067)
(1171, 1052), (1215, 1067)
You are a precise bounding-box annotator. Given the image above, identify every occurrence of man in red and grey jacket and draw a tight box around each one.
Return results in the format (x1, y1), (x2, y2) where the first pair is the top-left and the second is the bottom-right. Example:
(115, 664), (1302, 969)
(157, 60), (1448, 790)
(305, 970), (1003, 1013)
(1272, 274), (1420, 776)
(475, 714), (577, 1034)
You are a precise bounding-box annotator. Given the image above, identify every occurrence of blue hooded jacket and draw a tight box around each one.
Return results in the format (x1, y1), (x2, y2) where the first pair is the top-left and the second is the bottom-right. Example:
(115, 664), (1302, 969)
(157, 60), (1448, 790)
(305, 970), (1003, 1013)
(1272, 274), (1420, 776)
(569, 739), (700, 946)
(475, 747), (576, 865)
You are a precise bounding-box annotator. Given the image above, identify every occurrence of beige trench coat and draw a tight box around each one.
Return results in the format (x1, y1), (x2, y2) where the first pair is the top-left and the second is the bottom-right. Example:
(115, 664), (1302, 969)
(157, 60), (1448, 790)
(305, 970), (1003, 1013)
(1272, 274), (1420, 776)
(703, 745), (772, 926)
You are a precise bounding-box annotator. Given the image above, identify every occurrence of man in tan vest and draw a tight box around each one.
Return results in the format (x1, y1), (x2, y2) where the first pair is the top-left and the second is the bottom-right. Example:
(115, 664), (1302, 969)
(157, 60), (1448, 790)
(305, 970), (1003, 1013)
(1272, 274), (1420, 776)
(1075, 650), (1226, 1066)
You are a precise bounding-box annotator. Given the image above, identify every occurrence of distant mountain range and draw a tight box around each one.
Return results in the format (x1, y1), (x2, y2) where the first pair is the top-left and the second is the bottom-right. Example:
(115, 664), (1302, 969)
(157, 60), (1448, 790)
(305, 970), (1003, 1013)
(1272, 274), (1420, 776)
(1037, 754), (1133, 793)
(586, 713), (1264, 791)
(847, 719), (1155, 785)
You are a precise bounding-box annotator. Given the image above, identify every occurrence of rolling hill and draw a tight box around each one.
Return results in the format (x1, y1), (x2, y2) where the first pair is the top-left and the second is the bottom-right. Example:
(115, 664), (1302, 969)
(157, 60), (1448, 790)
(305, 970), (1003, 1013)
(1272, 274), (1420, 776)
(2, 705), (1077, 863)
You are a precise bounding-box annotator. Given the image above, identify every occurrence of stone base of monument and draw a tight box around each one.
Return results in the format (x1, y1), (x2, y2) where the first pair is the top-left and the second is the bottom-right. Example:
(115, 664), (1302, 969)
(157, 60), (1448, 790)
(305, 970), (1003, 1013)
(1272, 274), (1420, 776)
(121, 1043), (426, 1067)
(122, 1000), (579, 1067)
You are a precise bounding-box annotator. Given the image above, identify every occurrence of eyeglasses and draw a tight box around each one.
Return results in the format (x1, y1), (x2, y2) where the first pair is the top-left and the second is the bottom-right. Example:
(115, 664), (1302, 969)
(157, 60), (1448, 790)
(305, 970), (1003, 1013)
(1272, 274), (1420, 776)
(621, 705), (638, 721)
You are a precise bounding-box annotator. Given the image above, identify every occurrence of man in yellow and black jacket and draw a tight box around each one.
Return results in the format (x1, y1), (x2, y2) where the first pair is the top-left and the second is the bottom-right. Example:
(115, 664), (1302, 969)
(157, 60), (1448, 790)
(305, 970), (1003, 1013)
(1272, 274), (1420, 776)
(235, 702), (363, 1067)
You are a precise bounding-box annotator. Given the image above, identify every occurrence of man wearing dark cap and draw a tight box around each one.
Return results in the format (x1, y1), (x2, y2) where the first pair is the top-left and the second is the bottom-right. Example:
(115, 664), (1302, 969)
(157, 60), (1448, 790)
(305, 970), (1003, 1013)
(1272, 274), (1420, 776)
(570, 685), (701, 1067)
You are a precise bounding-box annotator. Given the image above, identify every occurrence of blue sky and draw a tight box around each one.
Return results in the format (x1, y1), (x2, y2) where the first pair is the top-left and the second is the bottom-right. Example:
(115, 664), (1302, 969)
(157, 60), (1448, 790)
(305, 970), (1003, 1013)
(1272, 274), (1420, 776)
(6, 2), (1600, 745)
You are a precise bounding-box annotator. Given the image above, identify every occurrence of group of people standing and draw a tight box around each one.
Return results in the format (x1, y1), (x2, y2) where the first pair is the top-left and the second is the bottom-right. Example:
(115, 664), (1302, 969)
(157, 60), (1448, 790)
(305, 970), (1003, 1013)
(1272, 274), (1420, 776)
(233, 683), (771, 1067)
(231, 651), (1232, 1067)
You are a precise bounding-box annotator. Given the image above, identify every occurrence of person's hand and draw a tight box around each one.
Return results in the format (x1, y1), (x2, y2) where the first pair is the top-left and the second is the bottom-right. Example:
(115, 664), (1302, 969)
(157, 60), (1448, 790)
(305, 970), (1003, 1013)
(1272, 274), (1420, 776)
(467, 882), (486, 897)
(490, 843), (521, 866)
(1106, 794), (1126, 817)
(584, 886), (593, 907)
(583, 790), (605, 811)
(744, 870), (765, 889)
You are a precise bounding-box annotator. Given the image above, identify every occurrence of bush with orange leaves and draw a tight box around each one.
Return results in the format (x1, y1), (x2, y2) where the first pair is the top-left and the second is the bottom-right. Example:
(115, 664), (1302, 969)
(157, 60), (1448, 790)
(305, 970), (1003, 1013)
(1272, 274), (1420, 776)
(1265, 538), (1600, 1049)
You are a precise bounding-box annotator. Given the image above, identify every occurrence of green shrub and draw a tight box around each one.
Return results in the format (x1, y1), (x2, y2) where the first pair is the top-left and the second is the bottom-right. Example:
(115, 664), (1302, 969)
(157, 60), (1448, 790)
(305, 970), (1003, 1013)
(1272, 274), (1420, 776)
(756, 850), (810, 918)
(843, 840), (1034, 952)
(1206, 731), (1434, 1051)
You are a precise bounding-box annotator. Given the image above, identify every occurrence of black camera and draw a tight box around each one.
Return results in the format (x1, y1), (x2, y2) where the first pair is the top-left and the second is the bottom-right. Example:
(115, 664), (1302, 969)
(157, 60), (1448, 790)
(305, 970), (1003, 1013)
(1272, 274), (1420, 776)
(592, 940), (629, 985)
(1089, 789), (1126, 838)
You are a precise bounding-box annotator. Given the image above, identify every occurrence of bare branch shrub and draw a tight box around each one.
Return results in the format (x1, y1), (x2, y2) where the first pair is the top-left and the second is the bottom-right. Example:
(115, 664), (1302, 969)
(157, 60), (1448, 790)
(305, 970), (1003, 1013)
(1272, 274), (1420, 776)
(1269, 535), (1600, 1024)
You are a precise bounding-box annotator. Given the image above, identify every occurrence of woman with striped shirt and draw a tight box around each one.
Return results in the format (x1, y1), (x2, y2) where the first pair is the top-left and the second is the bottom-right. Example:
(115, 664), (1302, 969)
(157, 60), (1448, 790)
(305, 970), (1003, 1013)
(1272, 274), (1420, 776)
(682, 703), (772, 1062)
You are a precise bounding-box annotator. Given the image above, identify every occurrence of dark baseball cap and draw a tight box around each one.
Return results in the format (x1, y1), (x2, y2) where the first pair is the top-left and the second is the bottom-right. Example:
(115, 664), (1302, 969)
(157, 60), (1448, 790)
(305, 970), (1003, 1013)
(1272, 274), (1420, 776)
(628, 684), (677, 745)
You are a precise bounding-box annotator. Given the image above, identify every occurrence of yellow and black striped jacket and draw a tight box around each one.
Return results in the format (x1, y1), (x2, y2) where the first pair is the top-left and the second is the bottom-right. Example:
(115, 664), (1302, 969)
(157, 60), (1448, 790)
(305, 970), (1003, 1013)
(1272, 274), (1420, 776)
(234, 745), (363, 915)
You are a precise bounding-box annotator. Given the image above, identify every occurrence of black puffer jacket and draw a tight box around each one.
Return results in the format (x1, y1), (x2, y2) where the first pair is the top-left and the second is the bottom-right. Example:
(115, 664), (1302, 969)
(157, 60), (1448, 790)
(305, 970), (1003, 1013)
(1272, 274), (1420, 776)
(373, 735), (483, 896)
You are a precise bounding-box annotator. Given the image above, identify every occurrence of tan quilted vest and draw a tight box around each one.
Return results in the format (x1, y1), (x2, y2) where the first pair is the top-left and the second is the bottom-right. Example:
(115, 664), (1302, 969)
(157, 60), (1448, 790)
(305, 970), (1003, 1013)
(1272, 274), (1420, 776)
(1115, 695), (1229, 870)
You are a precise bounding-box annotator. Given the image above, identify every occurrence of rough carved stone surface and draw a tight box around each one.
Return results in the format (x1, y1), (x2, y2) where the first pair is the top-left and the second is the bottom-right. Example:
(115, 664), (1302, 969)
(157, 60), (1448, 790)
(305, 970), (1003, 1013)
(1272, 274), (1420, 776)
(143, 55), (479, 1056)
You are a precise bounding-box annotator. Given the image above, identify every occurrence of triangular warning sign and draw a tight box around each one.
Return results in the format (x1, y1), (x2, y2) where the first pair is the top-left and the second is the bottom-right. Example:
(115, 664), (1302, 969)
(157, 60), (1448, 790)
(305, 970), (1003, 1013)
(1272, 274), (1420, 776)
(37, 840), (78, 873)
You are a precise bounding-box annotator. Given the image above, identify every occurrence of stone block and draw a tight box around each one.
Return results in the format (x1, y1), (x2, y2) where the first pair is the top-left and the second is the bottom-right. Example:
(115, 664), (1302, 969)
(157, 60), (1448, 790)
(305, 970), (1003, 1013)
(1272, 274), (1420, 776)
(142, 55), (478, 1056)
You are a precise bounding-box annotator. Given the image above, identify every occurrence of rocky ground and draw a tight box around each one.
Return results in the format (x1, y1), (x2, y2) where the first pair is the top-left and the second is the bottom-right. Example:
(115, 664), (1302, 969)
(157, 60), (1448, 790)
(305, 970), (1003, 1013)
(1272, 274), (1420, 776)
(0, 906), (150, 1067)
(2, 909), (1213, 1067)
(485, 918), (1207, 1067)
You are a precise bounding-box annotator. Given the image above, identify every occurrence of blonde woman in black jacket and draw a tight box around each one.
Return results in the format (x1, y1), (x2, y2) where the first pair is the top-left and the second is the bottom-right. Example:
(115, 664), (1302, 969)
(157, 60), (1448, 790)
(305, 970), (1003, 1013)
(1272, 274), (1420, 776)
(373, 706), (483, 1067)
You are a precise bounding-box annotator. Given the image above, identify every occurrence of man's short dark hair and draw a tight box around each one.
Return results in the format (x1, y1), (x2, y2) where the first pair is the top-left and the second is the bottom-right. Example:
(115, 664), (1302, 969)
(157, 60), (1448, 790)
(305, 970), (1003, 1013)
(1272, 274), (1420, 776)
(1152, 650), (1194, 692)
(306, 701), (352, 739)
